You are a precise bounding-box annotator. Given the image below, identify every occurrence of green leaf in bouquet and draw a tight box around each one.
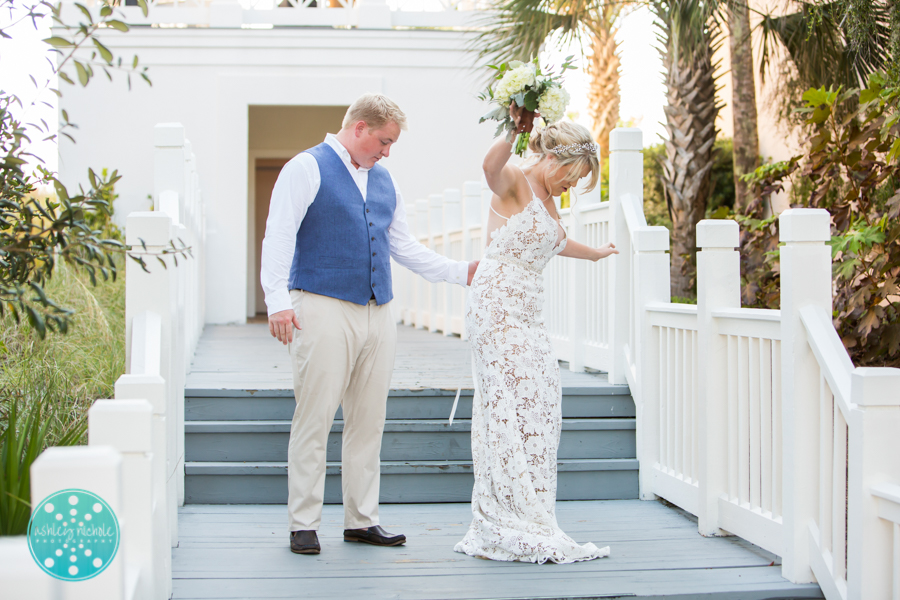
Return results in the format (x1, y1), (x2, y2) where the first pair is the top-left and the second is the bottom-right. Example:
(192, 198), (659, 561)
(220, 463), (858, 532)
(523, 90), (539, 112)
(512, 91), (526, 107)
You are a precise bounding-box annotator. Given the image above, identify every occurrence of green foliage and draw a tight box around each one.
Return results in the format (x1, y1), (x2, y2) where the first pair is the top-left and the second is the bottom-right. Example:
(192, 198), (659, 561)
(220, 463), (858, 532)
(642, 138), (736, 231)
(0, 0), (178, 339)
(749, 73), (900, 366)
(0, 258), (126, 535)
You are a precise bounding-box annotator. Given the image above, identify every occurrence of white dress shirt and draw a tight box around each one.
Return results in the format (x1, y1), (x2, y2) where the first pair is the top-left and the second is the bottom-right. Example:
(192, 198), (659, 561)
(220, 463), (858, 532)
(260, 134), (468, 316)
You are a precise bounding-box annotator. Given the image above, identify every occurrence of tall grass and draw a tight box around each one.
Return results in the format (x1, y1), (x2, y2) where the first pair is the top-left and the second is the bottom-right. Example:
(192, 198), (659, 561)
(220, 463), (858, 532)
(0, 258), (126, 444)
(0, 258), (125, 534)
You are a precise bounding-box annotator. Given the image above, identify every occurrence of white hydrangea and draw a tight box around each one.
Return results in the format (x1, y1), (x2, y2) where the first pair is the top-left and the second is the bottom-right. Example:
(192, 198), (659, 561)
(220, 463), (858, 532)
(538, 85), (570, 123)
(493, 65), (536, 105)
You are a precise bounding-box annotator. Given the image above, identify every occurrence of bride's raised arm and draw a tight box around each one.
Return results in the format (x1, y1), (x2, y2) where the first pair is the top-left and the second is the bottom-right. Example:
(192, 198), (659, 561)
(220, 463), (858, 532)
(482, 104), (528, 201)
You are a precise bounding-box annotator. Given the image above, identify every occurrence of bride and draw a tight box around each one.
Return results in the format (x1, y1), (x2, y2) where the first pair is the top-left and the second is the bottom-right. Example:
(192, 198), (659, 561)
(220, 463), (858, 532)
(454, 106), (618, 564)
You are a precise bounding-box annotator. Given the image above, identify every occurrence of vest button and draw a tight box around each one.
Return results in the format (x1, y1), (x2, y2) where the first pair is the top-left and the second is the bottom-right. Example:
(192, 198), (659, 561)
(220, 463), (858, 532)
(371, 237), (375, 241)
(372, 267), (376, 272)
(366, 208), (370, 213)
(369, 222), (373, 226)
(372, 283), (376, 287)
(372, 252), (376, 256)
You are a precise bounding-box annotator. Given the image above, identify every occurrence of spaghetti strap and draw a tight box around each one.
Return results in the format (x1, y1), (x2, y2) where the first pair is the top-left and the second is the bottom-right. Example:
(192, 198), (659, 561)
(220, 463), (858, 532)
(517, 166), (541, 201)
(489, 203), (510, 221)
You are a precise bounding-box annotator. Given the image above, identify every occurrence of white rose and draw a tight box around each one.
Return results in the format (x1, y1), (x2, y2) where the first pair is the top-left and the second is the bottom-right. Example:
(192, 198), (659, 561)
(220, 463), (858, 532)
(538, 86), (570, 123)
(493, 65), (536, 105)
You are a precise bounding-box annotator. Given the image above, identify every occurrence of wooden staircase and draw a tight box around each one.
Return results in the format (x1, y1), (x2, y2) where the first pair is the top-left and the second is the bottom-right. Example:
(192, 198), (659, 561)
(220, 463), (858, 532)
(183, 378), (639, 504)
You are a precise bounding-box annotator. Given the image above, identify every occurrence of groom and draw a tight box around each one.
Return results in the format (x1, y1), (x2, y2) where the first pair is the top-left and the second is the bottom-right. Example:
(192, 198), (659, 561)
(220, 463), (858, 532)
(260, 93), (477, 555)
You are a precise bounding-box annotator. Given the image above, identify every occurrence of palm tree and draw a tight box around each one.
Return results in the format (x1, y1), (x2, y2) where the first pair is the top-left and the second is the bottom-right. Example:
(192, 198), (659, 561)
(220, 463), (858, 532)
(652, 0), (722, 298)
(473, 0), (625, 158)
(727, 0), (758, 214)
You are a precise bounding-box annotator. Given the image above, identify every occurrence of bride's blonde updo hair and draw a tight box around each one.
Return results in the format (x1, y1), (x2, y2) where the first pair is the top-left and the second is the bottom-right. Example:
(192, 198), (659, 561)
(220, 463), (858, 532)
(528, 121), (600, 192)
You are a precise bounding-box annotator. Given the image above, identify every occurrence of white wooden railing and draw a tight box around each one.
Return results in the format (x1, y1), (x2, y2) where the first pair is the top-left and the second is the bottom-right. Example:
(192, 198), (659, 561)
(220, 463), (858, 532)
(63, 0), (485, 30)
(398, 127), (900, 597)
(0, 124), (205, 600)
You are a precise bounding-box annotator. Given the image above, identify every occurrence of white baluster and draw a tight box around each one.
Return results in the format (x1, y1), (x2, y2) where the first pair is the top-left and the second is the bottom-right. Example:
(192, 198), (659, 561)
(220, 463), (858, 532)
(429, 193), (443, 334)
(443, 188), (461, 336)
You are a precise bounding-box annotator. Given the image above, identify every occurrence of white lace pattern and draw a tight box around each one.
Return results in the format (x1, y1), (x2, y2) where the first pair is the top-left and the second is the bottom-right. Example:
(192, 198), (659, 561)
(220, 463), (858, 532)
(454, 194), (611, 564)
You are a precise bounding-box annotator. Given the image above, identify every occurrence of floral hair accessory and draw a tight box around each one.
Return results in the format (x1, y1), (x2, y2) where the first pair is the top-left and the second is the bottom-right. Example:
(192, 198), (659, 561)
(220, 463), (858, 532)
(549, 142), (599, 155)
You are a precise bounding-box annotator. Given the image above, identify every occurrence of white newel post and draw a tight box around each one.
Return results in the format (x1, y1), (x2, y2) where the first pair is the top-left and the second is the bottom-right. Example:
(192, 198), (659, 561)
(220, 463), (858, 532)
(415, 198), (429, 329)
(443, 188), (462, 336)
(695, 220), (740, 536)
(779, 208), (832, 583)
(632, 225), (670, 500)
(848, 368), (900, 600)
(88, 400), (154, 600)
(115, 369), (172, 599)
(608, 128), (643, 385)
(0, 536), (63, 599)
(126, 212), (183, 539)
(429, 193), (443, 333)
(31, 446), (125, 600)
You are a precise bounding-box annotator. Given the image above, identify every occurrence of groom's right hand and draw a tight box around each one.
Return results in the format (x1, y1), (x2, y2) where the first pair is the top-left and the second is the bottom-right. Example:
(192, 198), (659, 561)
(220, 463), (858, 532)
(269, 309), (301, 345)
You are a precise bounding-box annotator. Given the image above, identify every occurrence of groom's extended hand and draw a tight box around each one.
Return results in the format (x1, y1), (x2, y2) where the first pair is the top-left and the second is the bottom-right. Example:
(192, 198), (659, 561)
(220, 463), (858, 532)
(467, 260), (480, 286)
(269, 309), (302, 345)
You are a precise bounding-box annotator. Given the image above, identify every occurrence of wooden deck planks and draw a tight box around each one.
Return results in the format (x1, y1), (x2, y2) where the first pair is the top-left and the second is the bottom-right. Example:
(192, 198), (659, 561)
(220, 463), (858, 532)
(171, 501), (822, 600)
(186, 324), (624, 393)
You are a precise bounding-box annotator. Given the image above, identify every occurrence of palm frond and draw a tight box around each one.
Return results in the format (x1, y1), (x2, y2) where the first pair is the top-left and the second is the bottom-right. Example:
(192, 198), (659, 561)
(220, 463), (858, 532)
(757, 1), (890, 89)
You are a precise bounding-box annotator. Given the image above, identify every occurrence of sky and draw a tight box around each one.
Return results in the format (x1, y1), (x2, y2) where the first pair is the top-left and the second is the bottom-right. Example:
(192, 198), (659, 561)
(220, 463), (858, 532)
(0, 2), (667, 175)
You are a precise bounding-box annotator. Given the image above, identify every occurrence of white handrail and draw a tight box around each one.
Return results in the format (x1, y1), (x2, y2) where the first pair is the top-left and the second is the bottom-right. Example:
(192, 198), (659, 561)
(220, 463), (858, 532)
(799, 305), (854, 418)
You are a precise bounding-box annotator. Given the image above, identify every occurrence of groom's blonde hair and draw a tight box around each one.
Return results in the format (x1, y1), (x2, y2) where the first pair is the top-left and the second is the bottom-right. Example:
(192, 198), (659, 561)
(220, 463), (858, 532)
(342, 93), (408, 131)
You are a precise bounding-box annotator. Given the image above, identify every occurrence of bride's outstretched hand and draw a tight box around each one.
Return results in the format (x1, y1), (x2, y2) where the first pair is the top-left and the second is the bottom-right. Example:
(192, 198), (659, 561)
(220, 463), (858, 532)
(593, 243), (618, 261)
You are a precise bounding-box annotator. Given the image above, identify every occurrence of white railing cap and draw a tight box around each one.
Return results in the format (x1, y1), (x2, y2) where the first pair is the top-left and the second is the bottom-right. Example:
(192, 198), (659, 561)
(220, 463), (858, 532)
(154, 123), (185, 148)
(633, 227), (670, 252)
(609, 128), (643, 152)
(697, 219), (739, 249)
(126, 211), (172, 247)
(464, 181), (482, 196)
(88, 399), (154, 453)
(443, 189), (461, 203)
(779, 208), (831, 243)
(115, 373), (166, 415)
(851, 367), (900, 407)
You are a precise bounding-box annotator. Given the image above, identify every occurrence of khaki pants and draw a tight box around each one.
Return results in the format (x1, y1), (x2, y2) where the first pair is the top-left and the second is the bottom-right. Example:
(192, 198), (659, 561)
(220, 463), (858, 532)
(287, 290), (397, 532)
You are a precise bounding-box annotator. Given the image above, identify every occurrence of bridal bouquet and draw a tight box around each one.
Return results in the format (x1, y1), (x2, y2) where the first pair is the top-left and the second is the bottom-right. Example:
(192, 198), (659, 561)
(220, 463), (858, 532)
(478, 56), (575, 157)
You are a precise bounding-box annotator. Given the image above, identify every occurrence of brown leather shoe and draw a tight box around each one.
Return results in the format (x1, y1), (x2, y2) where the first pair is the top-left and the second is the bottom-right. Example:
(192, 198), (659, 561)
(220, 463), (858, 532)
(343, 525), (406, 546)
(290, 530), (320, 554)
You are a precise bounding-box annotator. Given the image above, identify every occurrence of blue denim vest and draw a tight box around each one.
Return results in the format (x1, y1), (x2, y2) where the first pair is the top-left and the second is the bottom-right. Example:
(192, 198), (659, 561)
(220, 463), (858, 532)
(288, 143), (395, 306)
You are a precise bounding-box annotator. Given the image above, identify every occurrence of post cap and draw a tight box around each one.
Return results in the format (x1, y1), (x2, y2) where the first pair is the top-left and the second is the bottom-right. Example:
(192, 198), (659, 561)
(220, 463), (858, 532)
(779, 208), (831, 243)
(633, 226), (670, 252)
(464, 181), (482, 196)
(154, 123), (185, 148)
(115, 374), (166, 415)
(697, 219), (739, 249)
(429, 193), (443, 208)
(609, 128), (643, 152)
(443, 189), (461, 204)
(851, 367), (900, 407)
(126, 212), (172, 247)
(88, 399), (154, 453)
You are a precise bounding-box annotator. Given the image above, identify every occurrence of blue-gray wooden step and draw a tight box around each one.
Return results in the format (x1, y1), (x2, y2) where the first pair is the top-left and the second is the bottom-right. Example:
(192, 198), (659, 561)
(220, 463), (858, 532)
(183, 379), (638, 504)
(185, 387), (636, 421)
(185, 418), (636, 462)
(184, 458), (640, 504)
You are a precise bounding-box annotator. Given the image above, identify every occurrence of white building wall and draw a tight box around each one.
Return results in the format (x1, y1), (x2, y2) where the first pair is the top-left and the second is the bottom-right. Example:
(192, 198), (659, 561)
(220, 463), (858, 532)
(58, 27), (494, 324)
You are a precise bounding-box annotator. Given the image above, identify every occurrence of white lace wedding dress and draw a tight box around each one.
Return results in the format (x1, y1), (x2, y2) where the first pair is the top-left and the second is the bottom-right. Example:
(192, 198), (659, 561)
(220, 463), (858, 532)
(453, 187), (611, 564)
